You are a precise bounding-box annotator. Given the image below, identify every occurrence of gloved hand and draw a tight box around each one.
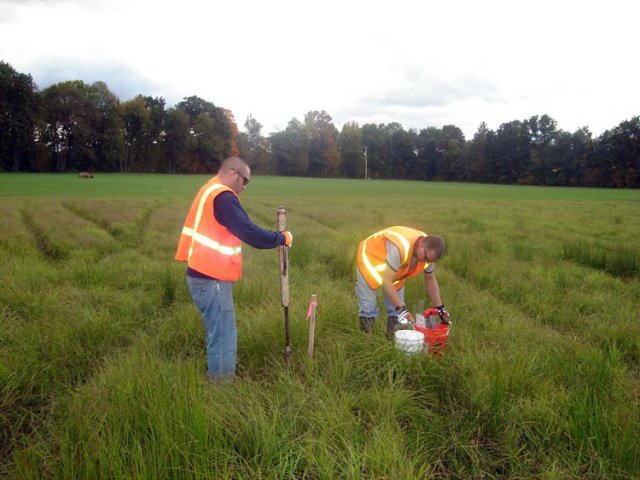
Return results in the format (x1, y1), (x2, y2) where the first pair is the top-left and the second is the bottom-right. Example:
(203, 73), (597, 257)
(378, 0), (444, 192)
(397, 307), (414, 325)
(436, 304), (450, 324)
(281, 231), (293, 247)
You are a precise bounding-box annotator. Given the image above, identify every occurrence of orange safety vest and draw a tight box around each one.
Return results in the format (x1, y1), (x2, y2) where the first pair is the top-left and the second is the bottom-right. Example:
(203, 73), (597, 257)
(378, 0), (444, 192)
(357, 226), (430, 290)
(175, 176), (242, 281)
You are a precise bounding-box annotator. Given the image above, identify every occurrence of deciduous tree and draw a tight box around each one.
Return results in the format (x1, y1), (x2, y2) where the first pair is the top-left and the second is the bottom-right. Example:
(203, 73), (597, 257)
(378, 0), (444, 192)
(176, 96), (232, 172)
(340, 121), (364, 178)
(271, 119), (308, 176)
(90, 81), (122, 172)
(304, 110), (340, 177)
(361, 123), (388, 179)
(164, 108), (190, 173)
(238, 114), (271, 174)
(495, 120), (531, 184)
(0, 61), (38, 171)
(39, 80), (97, 172)
(119, 96), (150, 172)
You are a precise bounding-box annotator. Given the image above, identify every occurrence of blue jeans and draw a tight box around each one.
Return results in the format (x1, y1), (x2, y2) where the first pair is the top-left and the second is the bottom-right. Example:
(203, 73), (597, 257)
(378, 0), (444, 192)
(355, 268), (405, 318)
(187, 275), (236, 381)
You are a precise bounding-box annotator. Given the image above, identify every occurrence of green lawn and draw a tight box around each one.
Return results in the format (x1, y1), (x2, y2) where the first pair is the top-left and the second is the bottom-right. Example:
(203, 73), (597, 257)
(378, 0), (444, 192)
(1, 173), (639, 479)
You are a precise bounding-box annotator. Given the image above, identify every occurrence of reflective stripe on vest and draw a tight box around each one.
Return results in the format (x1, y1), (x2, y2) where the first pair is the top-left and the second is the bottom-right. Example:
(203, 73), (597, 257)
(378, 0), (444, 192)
(181, 226), (242, 257)
(360, 229), (412, 286)
(380, 229), (411, 264)
(358, 227), (427, 289)
(186, 182), (241, 260)
(360, 235), (385, 285)
(174, 177), (243, 280)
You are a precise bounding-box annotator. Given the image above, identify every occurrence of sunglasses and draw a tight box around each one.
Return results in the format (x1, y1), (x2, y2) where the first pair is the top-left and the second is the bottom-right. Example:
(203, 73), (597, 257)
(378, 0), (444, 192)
(231, 168), (250, 186)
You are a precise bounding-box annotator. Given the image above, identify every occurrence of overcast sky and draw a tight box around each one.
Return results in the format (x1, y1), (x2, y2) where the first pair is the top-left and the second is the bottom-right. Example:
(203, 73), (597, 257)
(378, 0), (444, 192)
(1, 0), (638, 139)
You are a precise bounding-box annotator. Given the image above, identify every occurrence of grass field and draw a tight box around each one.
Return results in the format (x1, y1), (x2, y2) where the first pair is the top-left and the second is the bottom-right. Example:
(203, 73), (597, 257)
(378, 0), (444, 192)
(1, 173), (640, 479)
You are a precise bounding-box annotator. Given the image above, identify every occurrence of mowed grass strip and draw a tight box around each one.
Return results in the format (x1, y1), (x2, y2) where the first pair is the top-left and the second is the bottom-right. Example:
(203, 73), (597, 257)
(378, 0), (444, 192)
(1, 173), (639, 479)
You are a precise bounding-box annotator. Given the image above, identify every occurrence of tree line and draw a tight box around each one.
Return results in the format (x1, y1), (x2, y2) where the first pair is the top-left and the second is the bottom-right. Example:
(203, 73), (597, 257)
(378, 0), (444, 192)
(2, 61), (638, 187)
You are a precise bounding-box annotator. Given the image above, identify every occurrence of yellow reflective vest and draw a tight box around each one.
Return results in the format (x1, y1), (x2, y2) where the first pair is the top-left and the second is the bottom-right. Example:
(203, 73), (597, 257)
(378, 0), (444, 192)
(175, 176), (242, 280)
(357, 226), (430, 290)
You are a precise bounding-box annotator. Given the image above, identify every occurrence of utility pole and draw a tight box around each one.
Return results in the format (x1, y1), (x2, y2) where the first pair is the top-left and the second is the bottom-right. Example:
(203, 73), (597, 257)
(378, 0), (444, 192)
(363, 145), (368, 180)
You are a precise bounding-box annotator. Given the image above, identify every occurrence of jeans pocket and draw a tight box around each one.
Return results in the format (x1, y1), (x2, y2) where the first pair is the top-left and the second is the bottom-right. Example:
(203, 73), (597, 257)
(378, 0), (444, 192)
(215, 282), (234, 312)
(187, 277), (214, 312)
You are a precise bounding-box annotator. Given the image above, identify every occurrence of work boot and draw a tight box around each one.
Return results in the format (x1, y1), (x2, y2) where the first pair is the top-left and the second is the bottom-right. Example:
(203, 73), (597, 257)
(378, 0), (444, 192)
(206, 373), (235, 386)
(387, 316), (409, 339)
(359, 316), (375, 334)
(387, 317), (402, 340)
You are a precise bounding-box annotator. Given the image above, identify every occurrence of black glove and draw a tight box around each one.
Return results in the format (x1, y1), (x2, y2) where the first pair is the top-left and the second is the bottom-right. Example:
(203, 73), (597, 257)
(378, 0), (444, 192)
(436, 304), (450, 324)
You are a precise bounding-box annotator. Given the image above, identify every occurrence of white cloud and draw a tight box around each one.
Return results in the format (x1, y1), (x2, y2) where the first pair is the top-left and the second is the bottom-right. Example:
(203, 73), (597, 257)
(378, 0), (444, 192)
(1, 0), (638, 138)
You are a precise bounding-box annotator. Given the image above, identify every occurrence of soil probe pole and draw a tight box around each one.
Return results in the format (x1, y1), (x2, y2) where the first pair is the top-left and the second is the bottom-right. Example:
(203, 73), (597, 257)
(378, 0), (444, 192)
(277, 207), (292, 363)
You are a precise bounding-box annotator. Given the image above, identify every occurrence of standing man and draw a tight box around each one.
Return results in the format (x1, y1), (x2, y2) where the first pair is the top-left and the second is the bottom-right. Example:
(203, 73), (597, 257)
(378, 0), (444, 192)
(175, 157), (293, 383)
(355, 226), (449, 337)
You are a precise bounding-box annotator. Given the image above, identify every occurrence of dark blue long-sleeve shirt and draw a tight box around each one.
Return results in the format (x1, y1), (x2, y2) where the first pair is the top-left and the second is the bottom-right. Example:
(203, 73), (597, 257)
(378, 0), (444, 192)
(214, 192), (285, 249)
(187, 191), (285, 279)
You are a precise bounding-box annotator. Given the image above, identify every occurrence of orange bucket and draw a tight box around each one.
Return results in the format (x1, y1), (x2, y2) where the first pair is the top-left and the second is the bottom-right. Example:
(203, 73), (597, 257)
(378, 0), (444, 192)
(413, 308), (450, 355)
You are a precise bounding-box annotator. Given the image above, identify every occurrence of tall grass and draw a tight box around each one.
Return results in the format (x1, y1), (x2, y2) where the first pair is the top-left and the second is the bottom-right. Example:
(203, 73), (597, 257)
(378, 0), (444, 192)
(562, 240), (639, 278)
(1, 173), (639, 479)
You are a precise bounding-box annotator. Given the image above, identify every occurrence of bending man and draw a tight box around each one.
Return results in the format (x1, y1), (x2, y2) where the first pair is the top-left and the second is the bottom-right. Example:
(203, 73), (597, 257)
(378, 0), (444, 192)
(355, 226), (449, 337)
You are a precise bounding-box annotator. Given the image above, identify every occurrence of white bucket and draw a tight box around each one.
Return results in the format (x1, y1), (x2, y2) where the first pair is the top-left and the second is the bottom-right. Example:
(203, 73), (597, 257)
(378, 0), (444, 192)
(394, 329), (425, 356)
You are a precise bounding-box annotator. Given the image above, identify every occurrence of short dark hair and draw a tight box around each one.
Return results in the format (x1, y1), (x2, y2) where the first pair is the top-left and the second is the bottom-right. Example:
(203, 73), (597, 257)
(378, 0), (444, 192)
(424, 235), (445, 260)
